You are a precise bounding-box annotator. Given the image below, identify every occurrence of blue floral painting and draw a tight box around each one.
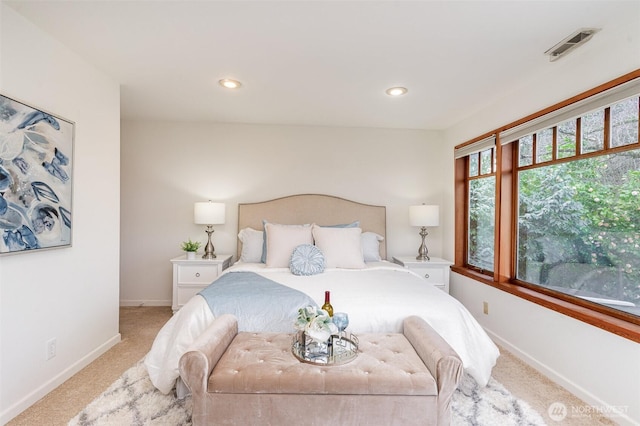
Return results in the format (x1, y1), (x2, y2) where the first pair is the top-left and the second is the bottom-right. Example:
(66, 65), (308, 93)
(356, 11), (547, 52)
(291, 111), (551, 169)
(0, 94), (73, 254)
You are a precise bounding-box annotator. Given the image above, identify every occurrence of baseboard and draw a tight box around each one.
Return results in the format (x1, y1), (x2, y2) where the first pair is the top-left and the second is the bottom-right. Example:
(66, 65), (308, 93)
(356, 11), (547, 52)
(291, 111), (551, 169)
(119, 299), (171, 307)
(0, 333), (121, 425)
(485, 327), (638, 426)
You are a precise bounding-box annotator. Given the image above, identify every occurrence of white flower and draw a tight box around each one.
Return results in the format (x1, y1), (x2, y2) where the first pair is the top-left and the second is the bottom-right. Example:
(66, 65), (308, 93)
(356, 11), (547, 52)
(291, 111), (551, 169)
(294, 305), (338, 343)
(307, 314), (338, 342)
(294, 306), (318, 331)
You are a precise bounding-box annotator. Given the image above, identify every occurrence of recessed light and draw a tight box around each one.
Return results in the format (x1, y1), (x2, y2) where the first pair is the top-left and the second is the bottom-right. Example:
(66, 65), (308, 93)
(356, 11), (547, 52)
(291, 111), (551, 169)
(386, 87), (408, 96)
(219, 79), (242, 89)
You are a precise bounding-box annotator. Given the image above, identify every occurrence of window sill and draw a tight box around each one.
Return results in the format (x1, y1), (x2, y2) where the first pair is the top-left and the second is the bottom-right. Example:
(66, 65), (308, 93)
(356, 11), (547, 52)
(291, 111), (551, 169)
(451, 265), (640, 343)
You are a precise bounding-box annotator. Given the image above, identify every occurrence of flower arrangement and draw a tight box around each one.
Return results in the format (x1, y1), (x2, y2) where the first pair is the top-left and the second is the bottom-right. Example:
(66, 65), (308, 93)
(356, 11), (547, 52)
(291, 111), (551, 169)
(294, 305), (337, 343)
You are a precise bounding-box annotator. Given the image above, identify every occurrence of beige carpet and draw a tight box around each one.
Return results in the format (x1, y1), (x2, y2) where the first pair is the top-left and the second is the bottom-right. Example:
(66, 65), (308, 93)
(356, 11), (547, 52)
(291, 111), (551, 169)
(7, 307), (170, 426)
(7, 307), (615, 426)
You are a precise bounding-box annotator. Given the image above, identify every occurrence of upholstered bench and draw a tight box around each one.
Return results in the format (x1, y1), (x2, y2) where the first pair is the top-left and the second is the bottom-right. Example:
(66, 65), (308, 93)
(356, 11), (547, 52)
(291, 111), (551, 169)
(179, 314), (463, 426)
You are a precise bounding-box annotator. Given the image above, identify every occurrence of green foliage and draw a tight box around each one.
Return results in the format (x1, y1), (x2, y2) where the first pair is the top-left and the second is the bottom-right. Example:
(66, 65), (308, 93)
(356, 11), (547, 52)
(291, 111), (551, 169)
(468, 177), (495, 271)
(517, 150), (640, 306)
(180, 238), (201, 252)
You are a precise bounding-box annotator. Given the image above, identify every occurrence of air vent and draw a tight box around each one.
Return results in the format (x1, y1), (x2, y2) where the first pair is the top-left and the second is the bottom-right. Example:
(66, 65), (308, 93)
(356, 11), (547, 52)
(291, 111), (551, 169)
(545, 28), (599, 61)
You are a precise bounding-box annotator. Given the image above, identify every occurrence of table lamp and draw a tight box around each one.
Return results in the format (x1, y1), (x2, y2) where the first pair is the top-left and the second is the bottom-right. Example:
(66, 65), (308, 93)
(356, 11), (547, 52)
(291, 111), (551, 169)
(194, 201), (225, 259)
(409, 204), (439, 261)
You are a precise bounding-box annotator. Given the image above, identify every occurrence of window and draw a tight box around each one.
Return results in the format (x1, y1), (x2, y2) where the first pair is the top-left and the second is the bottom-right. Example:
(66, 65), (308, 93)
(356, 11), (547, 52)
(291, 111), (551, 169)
(516, 99), (640, 316)
(454, 71), (640, 342)
(468, 148), (495, 272)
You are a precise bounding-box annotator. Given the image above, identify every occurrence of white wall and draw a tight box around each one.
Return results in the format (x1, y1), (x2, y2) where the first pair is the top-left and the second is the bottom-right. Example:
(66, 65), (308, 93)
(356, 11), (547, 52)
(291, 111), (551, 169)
(119, 121), (446, 305)
(452, 274), (640, 425)
(0, 4), (121, 423)
(443, 14), (640, 426)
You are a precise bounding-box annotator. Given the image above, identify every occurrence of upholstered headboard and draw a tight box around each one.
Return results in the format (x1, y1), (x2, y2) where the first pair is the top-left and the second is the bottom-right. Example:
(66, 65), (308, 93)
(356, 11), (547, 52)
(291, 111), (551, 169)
(237, 194), (387, 260)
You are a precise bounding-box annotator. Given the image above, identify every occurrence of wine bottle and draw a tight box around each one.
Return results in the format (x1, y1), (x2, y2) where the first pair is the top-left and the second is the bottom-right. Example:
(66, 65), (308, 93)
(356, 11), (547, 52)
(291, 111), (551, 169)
(322, 290), (334, 317)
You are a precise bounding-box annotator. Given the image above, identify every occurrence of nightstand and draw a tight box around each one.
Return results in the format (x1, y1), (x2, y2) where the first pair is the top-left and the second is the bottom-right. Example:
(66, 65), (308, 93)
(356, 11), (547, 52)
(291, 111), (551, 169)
(171, 254), (232, 312)
(392, 256), (453, 294)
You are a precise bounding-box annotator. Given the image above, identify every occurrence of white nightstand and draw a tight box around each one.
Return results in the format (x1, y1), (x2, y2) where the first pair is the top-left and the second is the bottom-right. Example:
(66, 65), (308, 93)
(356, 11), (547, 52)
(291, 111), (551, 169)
(171, 254), (232, 312)
(392, 256), (453, 294)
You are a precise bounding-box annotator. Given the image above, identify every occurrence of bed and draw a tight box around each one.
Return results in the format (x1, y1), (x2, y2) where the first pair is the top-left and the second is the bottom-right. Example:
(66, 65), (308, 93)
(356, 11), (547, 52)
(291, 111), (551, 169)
(144, 194), (500, 395)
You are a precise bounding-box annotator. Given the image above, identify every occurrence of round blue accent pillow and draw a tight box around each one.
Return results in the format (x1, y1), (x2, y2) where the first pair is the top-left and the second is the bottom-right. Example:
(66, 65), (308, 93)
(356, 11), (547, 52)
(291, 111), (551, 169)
(290, 244), (325, 276)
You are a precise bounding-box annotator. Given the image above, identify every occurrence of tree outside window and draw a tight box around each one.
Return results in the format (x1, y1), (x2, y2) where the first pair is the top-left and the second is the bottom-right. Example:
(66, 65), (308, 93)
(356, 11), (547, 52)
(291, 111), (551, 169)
(516, 97), (640, 316)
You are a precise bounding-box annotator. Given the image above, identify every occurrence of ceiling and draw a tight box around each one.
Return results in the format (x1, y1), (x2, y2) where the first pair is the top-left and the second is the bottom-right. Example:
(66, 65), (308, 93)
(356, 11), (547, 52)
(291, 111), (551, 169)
(6, 1), (640, 130)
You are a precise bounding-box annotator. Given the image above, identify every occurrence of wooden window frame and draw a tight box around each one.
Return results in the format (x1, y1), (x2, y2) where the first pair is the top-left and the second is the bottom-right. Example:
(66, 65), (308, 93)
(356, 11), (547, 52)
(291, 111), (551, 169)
(453, 69), (640, 343)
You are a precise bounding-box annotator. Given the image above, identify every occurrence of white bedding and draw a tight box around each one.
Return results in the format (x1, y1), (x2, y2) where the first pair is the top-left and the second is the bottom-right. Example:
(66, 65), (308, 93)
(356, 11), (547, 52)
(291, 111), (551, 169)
(145, 261), (500, 394)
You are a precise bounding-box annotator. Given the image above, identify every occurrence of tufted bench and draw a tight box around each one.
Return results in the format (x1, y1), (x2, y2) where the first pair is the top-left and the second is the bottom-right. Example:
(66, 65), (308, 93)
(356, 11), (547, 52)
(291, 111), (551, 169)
(179, 314), (463, 426)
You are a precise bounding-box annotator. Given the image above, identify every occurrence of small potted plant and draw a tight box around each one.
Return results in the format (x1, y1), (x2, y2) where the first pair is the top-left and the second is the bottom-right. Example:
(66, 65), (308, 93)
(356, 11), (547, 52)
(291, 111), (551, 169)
(181, 239), (201, 260)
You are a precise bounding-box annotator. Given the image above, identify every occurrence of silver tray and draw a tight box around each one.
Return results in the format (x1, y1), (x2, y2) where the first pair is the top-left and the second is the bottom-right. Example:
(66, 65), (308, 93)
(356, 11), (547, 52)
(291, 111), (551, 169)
(291, 332), (359, 365)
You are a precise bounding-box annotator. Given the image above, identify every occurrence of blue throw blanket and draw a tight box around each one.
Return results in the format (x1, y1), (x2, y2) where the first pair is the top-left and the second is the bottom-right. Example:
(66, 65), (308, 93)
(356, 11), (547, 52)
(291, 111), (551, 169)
(198, 271), (317, 332)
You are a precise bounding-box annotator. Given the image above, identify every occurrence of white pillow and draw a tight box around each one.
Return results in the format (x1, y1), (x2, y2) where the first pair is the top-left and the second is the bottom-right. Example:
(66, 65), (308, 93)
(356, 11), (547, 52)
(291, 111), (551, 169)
(262, 220), (311, 263)
(362, 232), (384, 262)
(238, 227), (264, 263)
(311, 225), (365, 269)
(265, 223), (314, 268)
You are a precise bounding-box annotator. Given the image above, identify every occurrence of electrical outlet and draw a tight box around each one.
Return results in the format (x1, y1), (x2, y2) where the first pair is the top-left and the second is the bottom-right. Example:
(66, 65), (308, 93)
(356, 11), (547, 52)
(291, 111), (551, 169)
(46, 338), (57, 360)
(483, 301), (489, 315)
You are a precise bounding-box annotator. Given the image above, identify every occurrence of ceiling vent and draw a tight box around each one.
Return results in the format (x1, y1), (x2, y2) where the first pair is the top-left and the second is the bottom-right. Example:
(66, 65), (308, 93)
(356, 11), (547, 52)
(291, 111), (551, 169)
(545, 28), (599, 61)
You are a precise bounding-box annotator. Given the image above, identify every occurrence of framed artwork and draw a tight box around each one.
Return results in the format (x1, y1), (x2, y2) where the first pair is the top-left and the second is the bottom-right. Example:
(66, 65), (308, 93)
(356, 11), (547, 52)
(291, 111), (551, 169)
(0, 94), (74, 254)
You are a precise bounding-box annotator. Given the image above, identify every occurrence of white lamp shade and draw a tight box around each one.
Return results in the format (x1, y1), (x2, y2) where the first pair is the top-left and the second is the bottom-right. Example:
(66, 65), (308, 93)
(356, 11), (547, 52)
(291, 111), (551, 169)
(194, 201), (226, 225)
(409, 205), (439, 227)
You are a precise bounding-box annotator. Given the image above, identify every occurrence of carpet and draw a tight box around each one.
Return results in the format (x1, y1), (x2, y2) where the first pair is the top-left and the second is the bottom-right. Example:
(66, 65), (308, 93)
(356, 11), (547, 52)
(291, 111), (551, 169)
(69, 360), (546, 425)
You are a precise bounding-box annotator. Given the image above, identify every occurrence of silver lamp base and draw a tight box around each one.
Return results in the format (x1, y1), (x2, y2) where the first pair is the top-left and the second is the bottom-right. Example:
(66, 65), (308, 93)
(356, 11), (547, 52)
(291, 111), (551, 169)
(416, 226), (430, 261)
(202, 225), (217, 259)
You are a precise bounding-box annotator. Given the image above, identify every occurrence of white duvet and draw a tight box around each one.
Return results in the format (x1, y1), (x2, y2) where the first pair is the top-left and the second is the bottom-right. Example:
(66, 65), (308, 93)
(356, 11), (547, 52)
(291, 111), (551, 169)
(145, 261), (500, 394)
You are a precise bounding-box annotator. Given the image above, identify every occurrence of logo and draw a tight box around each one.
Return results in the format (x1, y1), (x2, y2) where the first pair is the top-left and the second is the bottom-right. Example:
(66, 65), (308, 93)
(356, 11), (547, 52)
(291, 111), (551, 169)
(548, 402), (568, 422)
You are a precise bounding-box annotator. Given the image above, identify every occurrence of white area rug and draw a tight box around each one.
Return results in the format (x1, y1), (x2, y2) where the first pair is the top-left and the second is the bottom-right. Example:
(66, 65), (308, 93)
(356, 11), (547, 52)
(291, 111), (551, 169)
(69, 360), (546, 425)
